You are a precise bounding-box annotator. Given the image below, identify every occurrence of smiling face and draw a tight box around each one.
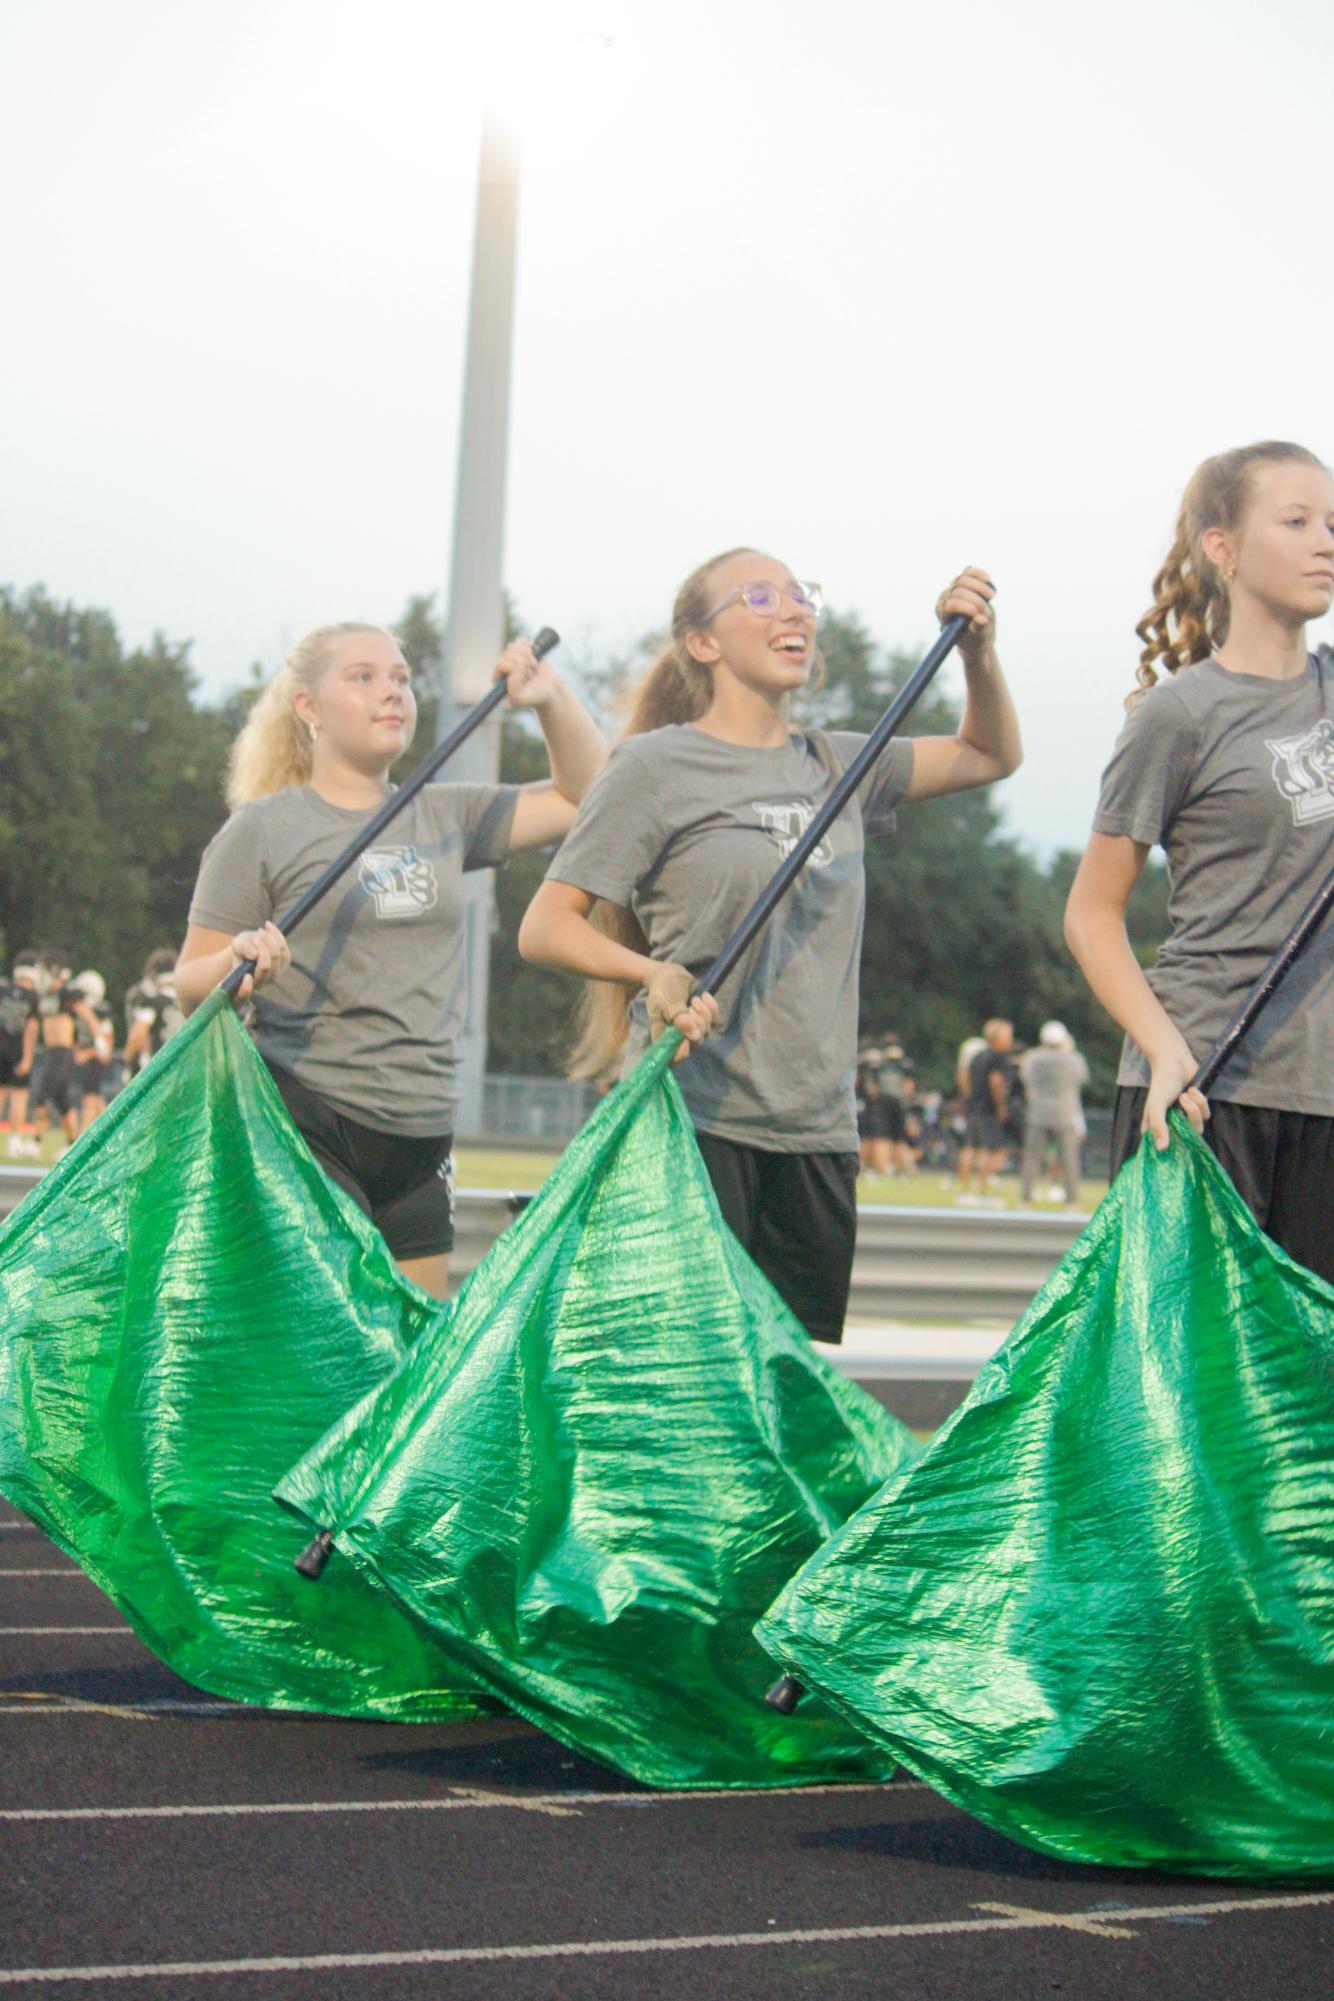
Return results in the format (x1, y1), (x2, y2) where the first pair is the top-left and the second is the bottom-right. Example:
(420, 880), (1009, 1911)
(683, 551), (818, 700)
(295, 628), (418, 772)
(1207, 460), (1334, 629)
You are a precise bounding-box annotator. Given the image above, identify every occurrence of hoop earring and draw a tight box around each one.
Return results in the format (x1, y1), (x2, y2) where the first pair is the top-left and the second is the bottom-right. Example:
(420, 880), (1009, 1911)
(307, 721), (319, 745)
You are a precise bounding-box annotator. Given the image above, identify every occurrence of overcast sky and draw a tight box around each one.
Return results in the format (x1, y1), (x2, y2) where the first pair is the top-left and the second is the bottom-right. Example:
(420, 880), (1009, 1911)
(4, 0), (1331, 856)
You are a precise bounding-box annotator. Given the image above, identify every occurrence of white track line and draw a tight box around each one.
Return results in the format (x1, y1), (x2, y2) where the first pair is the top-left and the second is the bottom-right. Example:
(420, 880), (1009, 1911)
(0, 1794), (581, 1824)
(1, 1893), (1331, 1985)
(0, 1569), (80, 1576)
(0, 1780), (920, 1823)
(0, 1700), (240, 1718)
(0, 1627), (127, 1636)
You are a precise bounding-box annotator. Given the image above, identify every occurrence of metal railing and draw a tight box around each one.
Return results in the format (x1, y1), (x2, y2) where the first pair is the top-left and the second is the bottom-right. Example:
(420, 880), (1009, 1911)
(0, 1168), (1088, 1325)
(446, 1190), (1085, 1324)
(477, 1075), (602, 1146)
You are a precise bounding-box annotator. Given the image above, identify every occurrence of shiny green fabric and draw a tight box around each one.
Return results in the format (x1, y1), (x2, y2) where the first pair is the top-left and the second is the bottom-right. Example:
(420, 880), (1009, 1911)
(758, 1114), (1334, 1878)
(0, 991), (484, 1720)
(277, 1032), (919, 1788)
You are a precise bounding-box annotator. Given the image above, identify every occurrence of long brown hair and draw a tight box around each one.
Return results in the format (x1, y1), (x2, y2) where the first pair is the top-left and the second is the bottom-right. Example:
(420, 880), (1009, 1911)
(566, 548), (757, 1080)
(1134, 441), (1325, 692)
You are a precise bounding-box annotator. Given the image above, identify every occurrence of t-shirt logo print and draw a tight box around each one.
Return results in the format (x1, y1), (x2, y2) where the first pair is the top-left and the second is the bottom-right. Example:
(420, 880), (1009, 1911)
(358, 845), (440, 918)
(1265, 719), (1334, 827)
(751, 800), (834, 868)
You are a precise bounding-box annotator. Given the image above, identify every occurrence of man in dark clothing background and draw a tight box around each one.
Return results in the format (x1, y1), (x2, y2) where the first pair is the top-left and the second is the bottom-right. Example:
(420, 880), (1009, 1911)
(959, 1017), (1018, 1203)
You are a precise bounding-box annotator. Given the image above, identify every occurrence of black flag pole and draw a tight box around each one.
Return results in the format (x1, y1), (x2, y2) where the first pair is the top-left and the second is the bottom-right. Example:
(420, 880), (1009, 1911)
(664, 606), (972, 1719)
(760, 612), (969, 1718)
(770, 857), (1334, 1716)
(222, 625), (561, 998)
(770, 849), (1334, 1718)
(1191, 856), (1334, 1096)
(294, 614), (969, 1588)
(699, 616), (968, 1002)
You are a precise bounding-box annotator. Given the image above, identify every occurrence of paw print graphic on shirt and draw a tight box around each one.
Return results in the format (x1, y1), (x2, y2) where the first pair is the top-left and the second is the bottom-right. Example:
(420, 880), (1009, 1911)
(1266, 719), (1334, 827)
(358, 846), (439, 918)
(751, 800), (834, 868)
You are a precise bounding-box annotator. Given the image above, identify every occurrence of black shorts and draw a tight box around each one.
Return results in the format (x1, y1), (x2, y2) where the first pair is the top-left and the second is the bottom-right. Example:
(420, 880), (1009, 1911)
(693, 1131), (859, 1346)
(858, 1098), (891, 1140)
(1111, 1086), (1334, 1287)
(0, 1046), (27, 1090)
(265, 1060), (455, 1262)
(30, 1048), (84, 1118)
(966, 1110), (1014, 1152)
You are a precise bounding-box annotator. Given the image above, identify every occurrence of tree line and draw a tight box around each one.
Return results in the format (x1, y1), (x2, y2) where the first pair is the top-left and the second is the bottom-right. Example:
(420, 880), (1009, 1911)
(0, 585), (1166, 1099)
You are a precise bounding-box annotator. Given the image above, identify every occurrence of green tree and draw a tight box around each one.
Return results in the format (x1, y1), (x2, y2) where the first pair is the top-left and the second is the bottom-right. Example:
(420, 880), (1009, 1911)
(0, 589), (234, 1005)
(0, 604), (101, 970)
(0, 580), (1170, 1101)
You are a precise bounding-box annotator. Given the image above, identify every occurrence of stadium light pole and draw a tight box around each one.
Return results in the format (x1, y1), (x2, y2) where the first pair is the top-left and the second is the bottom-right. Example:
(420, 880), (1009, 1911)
(439, 109), (520, 1141)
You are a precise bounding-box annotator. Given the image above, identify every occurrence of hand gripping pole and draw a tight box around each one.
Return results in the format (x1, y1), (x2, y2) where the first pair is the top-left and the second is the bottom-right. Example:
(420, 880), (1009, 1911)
(288, 626), (559, 1583)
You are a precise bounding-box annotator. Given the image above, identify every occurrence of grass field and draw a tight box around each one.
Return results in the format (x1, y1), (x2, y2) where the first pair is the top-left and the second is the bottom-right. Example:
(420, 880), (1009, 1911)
(454, 1143), (1109, 1212)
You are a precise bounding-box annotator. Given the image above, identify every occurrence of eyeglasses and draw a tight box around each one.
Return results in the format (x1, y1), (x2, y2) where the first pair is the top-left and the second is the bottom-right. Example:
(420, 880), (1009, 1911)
(702, 579), (824, 623)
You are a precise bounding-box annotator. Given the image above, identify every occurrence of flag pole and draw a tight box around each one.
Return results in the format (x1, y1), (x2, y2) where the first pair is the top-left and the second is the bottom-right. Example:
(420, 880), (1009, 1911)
(756, 612), (969, 1720)
(221, 626), (560, 997)
(291, 616), (969, 1588)
(1191, 857), (1334, 1095)
(697, 617), (967, 1000)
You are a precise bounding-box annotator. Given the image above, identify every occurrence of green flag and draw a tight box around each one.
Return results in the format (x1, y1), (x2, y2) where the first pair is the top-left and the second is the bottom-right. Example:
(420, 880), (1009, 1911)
(757, 1115), (1334, 1877)
(0, 991), (485, 1720)
(277, 1032), (920, 1788)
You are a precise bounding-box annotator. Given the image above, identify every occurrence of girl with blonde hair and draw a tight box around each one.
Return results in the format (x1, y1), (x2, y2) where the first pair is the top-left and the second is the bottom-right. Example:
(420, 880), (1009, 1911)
(519, 550), (1021, 1345)
(1065, 441), (1334, 1280)
(176, 621), (604, 1297)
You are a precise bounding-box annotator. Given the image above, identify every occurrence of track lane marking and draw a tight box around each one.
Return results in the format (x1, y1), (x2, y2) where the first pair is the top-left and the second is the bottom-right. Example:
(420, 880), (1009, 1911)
(1, 1893), (1331, 1984)
(0, 1780), (923, 1819)
(0, 1794), (580, 1824)
(0, 1699), (239, 1717)
(975, 1900), (1137, 1938)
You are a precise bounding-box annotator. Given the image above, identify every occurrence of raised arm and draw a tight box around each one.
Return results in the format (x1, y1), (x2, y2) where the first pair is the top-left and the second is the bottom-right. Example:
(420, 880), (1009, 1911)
(1063, 831), (1208, 1148)
(488, 640), (607, 854)
(904, 568), (1023, 802)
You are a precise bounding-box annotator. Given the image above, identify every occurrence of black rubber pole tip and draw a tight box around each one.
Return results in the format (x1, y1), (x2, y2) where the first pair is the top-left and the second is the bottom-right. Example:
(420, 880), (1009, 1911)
(764, 1673), (805, 1715)
(295, 1529), (335, 1580)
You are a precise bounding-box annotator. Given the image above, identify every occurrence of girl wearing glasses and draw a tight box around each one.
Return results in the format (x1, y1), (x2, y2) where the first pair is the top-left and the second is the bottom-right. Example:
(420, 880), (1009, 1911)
(519, 549), (1021, 1343)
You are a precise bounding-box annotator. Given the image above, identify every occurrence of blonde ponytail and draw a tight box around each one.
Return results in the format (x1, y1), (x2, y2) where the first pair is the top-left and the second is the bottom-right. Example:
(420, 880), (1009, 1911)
(226, 622), (391, 807)
(1134, 442), (1324, 694)
(566, 548), (756, 1080)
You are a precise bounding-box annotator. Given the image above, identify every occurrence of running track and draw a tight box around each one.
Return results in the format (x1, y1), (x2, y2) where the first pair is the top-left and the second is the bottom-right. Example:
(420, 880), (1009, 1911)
(2, 1501), (1330, 1999)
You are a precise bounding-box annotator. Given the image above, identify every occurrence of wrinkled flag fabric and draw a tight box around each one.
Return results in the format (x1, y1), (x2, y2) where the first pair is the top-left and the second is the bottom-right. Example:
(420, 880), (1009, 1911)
(757, 1115), (1334, 1877)
(277, 1031), (920, 1788)
(0, 991), (485, 1719)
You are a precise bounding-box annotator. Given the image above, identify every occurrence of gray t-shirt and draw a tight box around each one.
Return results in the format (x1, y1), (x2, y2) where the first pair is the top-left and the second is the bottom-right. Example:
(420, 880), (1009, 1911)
(1093, 653), (1334, 1113)
(1019, 1046), (1089, 1128)
(189, 781), (518, 1135)
(546, 724), (914, 1152)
